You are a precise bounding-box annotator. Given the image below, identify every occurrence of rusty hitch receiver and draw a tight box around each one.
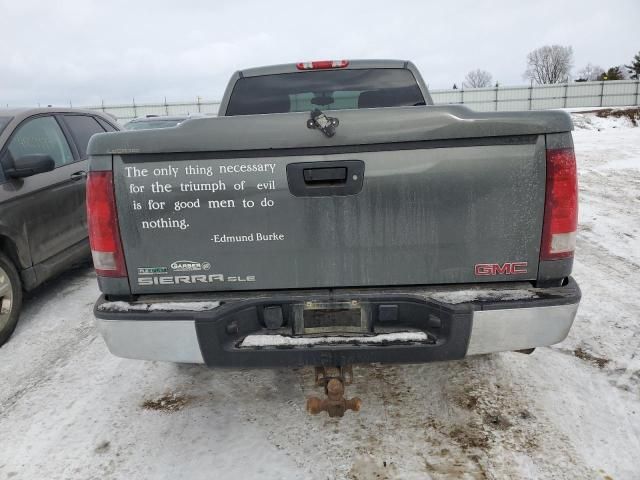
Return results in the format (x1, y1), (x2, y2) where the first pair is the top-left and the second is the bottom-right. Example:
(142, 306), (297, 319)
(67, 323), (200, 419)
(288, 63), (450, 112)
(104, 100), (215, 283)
(306, 366), (362, 417)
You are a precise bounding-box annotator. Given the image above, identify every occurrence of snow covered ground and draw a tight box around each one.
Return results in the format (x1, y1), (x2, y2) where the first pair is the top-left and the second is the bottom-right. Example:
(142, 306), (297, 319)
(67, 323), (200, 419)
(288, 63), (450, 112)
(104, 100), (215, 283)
(1, 111), (639, 480)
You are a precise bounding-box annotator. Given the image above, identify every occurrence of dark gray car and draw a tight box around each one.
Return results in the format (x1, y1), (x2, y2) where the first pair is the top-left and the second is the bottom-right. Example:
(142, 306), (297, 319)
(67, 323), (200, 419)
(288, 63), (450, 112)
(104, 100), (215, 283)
(0, 108), (120, 345)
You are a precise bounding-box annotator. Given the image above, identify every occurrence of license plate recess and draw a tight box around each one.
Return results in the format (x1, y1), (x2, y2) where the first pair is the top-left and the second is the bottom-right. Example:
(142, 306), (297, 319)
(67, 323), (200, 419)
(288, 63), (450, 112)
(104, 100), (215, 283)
(293, 301), (370, 334)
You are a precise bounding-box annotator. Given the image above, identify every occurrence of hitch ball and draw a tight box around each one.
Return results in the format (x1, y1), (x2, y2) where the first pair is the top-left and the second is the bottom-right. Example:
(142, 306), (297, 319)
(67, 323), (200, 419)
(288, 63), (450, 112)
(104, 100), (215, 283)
(307, 378), (362, 418)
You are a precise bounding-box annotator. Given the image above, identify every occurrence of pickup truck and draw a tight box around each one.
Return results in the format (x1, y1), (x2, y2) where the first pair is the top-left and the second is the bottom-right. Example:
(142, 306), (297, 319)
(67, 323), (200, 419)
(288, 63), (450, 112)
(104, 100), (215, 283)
(88, 59), (580, 372)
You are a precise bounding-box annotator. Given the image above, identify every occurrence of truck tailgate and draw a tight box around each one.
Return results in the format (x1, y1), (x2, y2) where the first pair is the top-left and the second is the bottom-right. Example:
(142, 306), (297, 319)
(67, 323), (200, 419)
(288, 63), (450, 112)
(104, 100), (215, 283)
(109, 120), (547, 294)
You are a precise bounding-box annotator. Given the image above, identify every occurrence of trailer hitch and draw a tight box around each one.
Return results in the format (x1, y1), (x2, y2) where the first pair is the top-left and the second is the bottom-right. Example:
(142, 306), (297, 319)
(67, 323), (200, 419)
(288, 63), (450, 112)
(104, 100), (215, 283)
(306, 366), (362, 417)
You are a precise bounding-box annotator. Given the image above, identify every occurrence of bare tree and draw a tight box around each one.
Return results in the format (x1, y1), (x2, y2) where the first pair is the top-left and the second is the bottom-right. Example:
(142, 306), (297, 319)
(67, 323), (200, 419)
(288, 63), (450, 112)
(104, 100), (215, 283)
(524, 45), (573, 84)
(464, 69), (493, 88)
(576, 63), (604, 82)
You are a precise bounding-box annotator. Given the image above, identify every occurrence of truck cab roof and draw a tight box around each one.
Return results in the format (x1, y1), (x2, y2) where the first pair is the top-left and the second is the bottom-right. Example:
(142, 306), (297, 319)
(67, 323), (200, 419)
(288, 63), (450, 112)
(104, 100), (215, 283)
(237, 59), (412, 77)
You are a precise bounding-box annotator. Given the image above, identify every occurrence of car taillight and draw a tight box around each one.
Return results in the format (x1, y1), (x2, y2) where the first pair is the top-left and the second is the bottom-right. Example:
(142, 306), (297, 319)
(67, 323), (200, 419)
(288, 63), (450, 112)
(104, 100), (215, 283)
(541, 148), (578, 260)
(87, 171), (127, 277)
(296, 60), (349, 70)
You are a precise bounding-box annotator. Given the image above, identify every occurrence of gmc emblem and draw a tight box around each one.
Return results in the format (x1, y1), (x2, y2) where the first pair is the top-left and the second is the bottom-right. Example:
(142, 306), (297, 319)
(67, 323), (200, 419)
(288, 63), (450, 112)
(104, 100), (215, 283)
(474, 262), (528, 276)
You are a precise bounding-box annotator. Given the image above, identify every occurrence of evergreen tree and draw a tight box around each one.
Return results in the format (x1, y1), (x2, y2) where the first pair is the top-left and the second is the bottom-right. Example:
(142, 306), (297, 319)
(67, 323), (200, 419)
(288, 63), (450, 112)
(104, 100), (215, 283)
(599, 66), (624, 81)
(625, 51), (640, 80)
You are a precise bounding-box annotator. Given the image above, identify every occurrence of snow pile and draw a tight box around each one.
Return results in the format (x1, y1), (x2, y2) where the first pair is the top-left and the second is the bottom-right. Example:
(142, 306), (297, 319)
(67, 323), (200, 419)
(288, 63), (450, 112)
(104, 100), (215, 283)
(147, 301), (220, 312)
(571, 108), (639, 130)
(240, 331), (429, 347)
(573, 109), (640, 266)
(98, 300), (220, 312)
(97, 301), (149, 312)
(430, 289), (538, 304)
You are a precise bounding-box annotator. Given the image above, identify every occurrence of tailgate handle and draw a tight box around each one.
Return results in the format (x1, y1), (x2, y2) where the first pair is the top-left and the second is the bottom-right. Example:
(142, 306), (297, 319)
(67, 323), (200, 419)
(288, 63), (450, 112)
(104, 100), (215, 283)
(287, 160), (365, 197)
(303, 167), (347, 184)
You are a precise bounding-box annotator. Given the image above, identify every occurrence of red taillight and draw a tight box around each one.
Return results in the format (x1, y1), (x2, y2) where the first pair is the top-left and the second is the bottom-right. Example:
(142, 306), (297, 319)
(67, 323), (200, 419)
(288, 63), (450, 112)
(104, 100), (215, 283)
(541, 148), (578, 260)
(296, 60), (349, 70)
(87, 171), (127, 277)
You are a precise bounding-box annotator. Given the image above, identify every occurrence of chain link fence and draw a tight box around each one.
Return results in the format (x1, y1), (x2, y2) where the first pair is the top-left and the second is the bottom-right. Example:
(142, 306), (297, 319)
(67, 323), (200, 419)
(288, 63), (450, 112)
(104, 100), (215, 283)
(430, 79), (640, 112)
(86, 98), (221, 123)
(83, 79), (640, 123)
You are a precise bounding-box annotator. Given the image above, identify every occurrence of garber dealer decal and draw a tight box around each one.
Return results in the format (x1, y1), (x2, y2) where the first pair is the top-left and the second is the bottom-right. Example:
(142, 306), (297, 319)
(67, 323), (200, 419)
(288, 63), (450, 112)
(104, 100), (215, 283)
(170, 260), (211, 272)
(136, 260), (256, 285)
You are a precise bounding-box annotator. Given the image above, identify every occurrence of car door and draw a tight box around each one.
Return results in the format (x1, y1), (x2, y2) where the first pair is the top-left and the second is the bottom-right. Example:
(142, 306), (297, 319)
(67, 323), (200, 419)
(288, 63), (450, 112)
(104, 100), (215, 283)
(59, 114), (110, 233)
(0, 114), (88, 266)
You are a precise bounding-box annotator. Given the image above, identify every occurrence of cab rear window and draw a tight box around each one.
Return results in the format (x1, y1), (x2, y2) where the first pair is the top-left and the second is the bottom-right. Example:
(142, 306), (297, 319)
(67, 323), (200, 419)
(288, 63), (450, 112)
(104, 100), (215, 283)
(226, 68), (425, 116)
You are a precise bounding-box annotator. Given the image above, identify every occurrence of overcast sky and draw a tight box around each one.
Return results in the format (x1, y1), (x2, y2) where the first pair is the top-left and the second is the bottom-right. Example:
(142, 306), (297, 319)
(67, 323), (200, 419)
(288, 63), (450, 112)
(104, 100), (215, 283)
(1, 0), (638, 107)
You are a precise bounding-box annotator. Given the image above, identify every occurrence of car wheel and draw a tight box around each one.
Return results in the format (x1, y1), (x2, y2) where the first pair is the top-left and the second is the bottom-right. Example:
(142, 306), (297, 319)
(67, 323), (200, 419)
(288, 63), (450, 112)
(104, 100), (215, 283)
(0, 253), (22, 347)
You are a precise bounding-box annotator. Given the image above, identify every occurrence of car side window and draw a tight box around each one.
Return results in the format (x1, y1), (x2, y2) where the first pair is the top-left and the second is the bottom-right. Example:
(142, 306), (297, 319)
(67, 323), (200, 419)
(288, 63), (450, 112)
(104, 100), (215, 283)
(7, 116), (74, 168)
(63, 115), (106, 159)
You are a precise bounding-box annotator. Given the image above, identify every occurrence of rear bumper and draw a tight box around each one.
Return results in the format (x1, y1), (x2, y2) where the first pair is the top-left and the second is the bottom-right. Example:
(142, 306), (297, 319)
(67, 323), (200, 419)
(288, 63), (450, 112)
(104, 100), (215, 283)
(94, 278), (580, 366)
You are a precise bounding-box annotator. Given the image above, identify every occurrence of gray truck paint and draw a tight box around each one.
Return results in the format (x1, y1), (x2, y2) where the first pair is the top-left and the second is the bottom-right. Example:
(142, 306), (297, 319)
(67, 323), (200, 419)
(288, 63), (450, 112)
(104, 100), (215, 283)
(112, 137), (546, 294)
(88, 105), (571, 156)
(88, 61), (574, 297)
(92, 117), (555, 295)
